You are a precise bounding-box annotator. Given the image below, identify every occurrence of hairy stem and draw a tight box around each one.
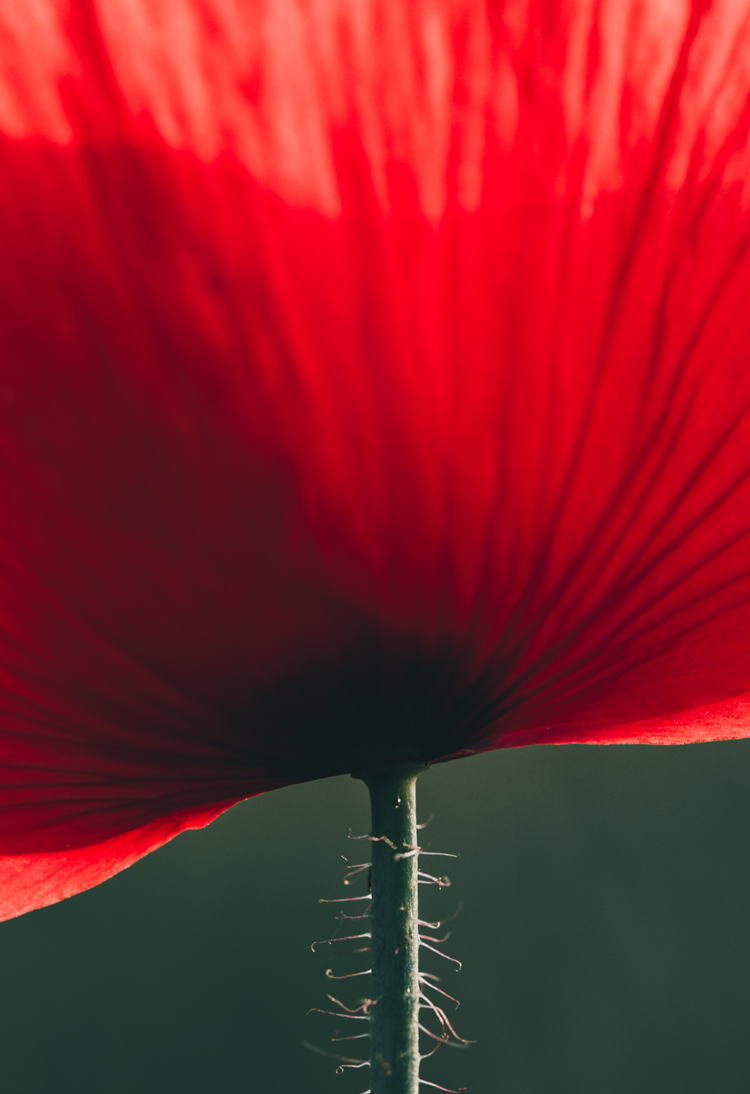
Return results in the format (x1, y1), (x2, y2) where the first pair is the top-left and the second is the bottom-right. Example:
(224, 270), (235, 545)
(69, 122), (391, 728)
(357, 764), (427, 1094)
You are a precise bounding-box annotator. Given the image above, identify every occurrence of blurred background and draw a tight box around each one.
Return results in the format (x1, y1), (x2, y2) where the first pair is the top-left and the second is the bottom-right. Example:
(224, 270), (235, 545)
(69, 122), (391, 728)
(1, 741), (749, 1093)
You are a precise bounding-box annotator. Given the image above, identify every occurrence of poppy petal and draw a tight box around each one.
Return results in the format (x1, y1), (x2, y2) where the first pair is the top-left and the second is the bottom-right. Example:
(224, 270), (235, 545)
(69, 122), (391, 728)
(3, 0), (750, 917)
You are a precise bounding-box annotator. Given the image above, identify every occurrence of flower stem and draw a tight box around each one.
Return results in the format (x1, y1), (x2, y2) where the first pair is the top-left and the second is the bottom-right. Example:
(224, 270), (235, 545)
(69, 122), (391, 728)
(357, 764), (427, 1094)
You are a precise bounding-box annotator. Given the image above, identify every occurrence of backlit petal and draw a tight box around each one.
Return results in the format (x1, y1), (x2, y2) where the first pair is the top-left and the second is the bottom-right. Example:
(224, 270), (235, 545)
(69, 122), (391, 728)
(2, 0), (750, 916)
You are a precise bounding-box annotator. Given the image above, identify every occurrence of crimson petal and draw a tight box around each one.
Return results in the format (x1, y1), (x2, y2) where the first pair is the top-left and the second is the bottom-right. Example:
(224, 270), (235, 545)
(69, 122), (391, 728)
(2, 0), (750, 918)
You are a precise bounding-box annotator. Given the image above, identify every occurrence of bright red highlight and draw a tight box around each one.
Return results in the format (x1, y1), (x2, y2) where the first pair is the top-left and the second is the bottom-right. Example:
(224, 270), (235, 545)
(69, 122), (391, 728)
(2, 0), (750, 919)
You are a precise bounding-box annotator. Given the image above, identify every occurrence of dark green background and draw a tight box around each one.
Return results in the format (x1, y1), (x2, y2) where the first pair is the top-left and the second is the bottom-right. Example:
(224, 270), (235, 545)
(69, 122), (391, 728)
(1, 741), (749, 1092)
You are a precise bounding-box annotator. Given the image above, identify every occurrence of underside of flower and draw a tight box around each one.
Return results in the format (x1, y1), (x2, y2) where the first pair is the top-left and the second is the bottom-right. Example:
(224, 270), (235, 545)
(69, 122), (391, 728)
(2, 0), (750, 919)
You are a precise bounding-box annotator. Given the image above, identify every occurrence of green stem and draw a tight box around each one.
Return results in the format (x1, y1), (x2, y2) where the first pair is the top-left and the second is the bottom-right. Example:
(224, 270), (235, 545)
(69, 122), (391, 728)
(356, 764), (427, 1094)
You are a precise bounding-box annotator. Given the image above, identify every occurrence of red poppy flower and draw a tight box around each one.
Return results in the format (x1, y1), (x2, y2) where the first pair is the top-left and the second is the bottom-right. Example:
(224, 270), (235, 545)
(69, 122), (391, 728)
(2, 0), (750, 922)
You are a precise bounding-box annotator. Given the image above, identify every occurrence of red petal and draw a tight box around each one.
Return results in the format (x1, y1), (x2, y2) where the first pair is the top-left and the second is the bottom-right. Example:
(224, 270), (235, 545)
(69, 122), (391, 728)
(3, 0), (750, 916)
(0, 800), (234, 920)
